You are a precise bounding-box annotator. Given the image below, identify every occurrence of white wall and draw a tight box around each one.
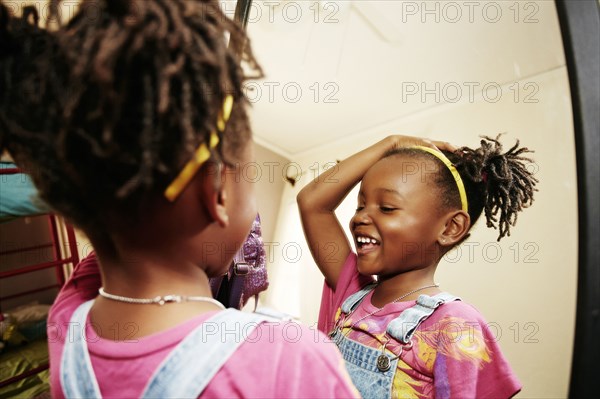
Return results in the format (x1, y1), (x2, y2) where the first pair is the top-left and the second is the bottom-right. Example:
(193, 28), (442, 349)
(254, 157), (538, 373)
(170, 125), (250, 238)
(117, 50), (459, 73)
(264, 62), (577, 399)
(253, 143), (290, 243)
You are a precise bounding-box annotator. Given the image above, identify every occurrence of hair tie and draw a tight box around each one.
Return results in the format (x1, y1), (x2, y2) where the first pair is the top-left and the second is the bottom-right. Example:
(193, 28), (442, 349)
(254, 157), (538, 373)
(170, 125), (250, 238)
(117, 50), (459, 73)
(481, 171), (488, 183)
(163, 95), (233, 202)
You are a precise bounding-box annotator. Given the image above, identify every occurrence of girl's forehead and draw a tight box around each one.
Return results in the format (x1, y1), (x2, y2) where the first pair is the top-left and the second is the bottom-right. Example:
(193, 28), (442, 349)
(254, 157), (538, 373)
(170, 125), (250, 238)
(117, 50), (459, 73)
(358, 155), (441, 199)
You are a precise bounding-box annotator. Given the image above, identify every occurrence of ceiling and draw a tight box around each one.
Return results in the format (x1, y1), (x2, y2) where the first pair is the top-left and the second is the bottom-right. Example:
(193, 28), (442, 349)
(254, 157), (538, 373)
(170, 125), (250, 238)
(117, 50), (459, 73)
(236, 0), (565, 159)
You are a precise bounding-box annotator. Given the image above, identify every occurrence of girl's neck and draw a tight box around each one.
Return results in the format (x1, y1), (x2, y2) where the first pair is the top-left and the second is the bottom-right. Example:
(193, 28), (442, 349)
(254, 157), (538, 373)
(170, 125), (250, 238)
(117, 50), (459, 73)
(89, 247), (221, 340)
(371, 268), (440, 308)
(98, 250), (214, 299)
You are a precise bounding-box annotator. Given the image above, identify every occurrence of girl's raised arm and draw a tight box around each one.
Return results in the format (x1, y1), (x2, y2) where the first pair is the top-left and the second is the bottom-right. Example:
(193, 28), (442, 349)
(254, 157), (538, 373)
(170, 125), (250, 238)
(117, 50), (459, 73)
(297, 135), (453, 289)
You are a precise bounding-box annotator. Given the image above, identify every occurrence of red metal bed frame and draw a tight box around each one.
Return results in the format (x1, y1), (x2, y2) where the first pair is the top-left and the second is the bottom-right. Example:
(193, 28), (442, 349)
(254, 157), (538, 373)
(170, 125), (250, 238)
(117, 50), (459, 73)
(0, 166), (80, 389)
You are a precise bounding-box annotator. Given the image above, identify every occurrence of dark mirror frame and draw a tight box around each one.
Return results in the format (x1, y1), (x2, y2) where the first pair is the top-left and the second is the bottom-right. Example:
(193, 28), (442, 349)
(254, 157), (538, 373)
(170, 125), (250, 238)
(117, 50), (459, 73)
(555, 1), (600, 397)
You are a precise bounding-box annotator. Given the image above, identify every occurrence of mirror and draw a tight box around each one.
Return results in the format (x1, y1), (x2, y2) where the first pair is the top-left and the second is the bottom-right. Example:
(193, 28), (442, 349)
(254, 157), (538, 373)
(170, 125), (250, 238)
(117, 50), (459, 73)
(234, 1), (595, 397)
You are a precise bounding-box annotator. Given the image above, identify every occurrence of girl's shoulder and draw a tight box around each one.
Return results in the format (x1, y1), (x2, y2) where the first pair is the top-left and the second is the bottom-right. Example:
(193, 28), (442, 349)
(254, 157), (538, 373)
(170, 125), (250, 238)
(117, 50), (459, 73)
(227, 319), (360, 398)
(416, 299), (501, 354)
(250, 318), (332, 354)
(424, 296), (490, 326)
(229, 308), (342, 363)
(238, 317), (352, 378)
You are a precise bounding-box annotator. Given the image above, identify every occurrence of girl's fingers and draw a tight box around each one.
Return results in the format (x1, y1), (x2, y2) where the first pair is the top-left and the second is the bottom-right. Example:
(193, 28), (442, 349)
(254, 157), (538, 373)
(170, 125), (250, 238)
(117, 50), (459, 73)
(431, 140), (458, 152)
(389, 135), (459, 153)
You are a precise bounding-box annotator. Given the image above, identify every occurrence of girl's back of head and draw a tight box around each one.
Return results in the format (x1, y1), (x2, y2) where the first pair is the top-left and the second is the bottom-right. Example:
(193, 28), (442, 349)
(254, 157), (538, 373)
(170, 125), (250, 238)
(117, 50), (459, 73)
(0, 0), (262, 238)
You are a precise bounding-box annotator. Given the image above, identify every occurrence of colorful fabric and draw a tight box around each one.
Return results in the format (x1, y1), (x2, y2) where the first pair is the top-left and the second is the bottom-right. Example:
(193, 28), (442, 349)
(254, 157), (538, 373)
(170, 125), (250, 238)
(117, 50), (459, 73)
(319, 252), (522, 398)
(48, 253), (359, 399)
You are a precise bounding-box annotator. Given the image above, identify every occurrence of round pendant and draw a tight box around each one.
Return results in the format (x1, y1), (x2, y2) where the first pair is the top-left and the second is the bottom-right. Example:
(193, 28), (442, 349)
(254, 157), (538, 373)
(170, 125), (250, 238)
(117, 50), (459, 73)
(376, 354), (391, 372)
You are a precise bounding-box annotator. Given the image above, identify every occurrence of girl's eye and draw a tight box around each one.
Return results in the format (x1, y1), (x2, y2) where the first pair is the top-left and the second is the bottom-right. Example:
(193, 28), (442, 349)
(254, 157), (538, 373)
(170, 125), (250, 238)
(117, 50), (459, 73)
(355, 206), (364, 212)
(380, 207), (396, 212)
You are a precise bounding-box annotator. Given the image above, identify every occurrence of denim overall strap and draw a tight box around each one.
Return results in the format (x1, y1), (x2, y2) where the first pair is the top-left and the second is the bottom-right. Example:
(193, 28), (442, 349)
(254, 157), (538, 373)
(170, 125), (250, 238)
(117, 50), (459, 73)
(141, 308), (268, 398)
(334, 333), (398, 399)
(60, 299), (102, 399)
(340, 282), (378, 314)
(387, 292), (461, 344)
(61, 302), (271, 399)
(334, 283), (391, 399)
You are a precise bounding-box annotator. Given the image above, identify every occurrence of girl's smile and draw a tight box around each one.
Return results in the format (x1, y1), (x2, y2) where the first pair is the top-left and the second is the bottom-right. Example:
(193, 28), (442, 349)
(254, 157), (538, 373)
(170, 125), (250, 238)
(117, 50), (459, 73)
(355, 234), (381, 256)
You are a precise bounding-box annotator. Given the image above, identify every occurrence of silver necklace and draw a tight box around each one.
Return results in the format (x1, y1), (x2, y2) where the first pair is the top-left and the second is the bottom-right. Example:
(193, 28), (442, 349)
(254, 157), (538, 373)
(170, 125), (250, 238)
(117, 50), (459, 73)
(98, 287), (226, 309)
(344, 283), (440, 333)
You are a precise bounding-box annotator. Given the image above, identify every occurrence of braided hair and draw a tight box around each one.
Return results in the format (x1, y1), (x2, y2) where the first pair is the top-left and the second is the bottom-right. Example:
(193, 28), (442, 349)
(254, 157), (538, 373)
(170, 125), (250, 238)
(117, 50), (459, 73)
(385, 135), (538, 241)
(0, 0), (262, 232)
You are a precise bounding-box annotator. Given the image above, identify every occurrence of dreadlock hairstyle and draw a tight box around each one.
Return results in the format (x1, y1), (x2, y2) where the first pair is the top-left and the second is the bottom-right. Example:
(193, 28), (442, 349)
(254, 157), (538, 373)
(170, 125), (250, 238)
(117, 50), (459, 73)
(0, 0), (262, 234)
(384, 135), (538, 241)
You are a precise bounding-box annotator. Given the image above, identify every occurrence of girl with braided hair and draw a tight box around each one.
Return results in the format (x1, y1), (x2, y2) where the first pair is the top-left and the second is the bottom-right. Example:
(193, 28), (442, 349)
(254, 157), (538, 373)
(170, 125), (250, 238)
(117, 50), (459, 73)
(298, 134), (537, 398)
(0, 1), (359, 397)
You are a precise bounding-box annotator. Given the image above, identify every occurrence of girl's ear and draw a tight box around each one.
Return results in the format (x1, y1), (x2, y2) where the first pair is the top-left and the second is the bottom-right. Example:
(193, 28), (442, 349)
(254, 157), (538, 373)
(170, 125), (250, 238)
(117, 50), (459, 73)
(438, 211), (470, 247)
(202, 163), (229, 227)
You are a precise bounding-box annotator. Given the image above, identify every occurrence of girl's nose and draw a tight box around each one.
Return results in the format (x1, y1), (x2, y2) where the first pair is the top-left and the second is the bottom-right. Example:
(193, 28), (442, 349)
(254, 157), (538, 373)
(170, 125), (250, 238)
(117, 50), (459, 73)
(352, 208), (372, 226)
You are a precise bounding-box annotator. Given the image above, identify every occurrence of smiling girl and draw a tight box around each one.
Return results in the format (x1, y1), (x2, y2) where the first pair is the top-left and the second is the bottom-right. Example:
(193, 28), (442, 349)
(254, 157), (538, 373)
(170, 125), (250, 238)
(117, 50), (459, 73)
(298, 135), (537, 398)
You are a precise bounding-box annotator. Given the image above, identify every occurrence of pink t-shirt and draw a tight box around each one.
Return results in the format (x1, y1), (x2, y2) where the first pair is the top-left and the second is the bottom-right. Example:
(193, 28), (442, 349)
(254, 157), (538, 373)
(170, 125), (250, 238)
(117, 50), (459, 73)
(48, 253), (359, 398)
(318, 252), (522, 399)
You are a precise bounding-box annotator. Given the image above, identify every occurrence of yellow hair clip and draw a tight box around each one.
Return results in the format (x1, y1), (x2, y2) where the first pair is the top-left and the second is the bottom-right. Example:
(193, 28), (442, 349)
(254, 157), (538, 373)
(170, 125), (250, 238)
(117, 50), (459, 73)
(164, 95), (234, 202)
(412, 146), (469, 213)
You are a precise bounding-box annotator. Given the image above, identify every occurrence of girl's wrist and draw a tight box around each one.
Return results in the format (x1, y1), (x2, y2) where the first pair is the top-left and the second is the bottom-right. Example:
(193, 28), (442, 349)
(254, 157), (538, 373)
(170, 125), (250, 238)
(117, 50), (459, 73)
(381, 135), (402, 153)
(384, 135), (416, 153)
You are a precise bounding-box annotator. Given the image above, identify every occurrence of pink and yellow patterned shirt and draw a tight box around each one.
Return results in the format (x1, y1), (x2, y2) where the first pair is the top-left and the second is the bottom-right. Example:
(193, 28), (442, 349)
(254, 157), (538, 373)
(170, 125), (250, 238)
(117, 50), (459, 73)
(319, 252), (522, 398)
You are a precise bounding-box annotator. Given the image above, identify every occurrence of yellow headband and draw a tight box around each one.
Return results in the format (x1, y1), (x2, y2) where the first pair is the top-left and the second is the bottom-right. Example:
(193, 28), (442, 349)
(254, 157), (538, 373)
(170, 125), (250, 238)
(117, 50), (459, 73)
(164, 95), (234, 202)
(412, 146), (468, 212)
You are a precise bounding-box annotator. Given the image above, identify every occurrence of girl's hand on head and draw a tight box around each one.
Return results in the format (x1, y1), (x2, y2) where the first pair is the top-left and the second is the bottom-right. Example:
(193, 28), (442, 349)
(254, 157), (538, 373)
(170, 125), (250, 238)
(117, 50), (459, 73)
(298, 134), (457, 289)
(387, 135), (458, 153)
